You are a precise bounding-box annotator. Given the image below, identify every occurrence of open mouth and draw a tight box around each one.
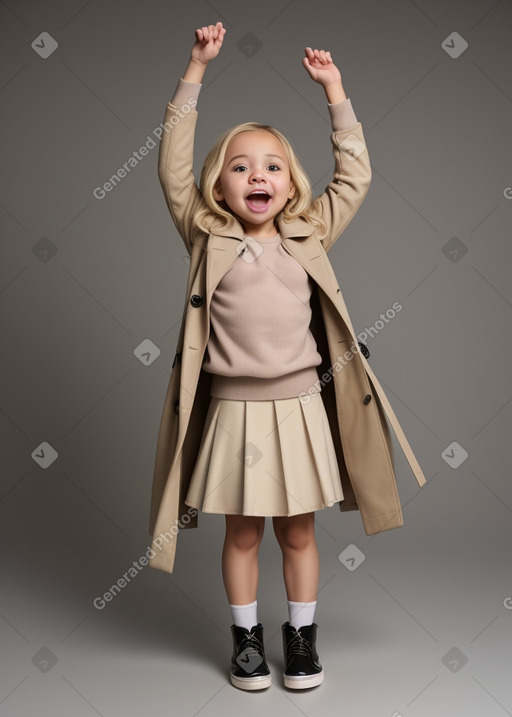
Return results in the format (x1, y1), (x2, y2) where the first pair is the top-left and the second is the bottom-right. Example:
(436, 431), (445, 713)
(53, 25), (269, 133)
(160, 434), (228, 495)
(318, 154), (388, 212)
(246, 190), (272, 213)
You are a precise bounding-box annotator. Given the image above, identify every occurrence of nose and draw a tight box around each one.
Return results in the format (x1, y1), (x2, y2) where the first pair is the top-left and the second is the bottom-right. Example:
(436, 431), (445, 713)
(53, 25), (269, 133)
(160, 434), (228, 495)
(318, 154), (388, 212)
(250, 171), (265, 183)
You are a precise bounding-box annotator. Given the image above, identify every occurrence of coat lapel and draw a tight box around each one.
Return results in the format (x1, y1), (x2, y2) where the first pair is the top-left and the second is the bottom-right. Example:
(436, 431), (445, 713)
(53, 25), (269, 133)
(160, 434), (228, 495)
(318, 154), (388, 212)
(207, 213), (326, 311)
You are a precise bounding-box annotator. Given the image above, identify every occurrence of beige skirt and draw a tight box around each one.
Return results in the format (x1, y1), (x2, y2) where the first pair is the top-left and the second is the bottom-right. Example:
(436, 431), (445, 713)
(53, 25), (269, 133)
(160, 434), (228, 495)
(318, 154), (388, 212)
(184, 391), (344, 517)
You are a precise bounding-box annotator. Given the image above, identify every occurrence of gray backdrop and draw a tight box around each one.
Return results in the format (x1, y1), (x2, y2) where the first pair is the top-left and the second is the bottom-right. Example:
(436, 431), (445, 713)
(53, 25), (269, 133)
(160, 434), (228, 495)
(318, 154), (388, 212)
(1, 0), (511, 715)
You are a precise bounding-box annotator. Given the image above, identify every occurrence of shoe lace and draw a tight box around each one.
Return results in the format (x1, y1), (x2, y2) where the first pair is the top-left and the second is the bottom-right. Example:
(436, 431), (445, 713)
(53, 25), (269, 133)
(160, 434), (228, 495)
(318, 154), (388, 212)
(241, 631), (264, 655)
(287, 631), (312, 658)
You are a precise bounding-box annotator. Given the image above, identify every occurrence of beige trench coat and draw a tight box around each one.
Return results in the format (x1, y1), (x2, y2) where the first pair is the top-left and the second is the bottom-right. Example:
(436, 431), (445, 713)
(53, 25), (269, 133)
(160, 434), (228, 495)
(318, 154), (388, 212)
(148, 96), (427, 574)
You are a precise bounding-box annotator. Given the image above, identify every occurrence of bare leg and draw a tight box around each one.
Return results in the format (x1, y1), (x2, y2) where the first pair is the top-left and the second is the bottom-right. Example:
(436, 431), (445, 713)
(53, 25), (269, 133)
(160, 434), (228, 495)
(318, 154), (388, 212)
(222, 514), (265, 604)
(272, 512), (319, 602)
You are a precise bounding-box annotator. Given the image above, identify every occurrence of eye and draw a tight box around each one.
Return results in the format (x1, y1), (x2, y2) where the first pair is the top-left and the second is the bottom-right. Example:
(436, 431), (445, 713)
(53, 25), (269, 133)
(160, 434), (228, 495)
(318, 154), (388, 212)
(232, 164), (281, 172)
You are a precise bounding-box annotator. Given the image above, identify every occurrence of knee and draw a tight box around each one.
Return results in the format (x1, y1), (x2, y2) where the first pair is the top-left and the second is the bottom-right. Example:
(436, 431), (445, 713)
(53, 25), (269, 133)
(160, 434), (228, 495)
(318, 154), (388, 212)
(226, 518), (264, 552)
(274, 521), (314, 552)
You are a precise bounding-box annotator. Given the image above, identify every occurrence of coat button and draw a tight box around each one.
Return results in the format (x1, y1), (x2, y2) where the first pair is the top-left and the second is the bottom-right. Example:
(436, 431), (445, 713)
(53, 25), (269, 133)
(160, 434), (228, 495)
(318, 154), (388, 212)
(174, 399), (180, 414)
(190, 294), (203, 307)
(358, 341), (370, 359)
(363, 394), (372, 405)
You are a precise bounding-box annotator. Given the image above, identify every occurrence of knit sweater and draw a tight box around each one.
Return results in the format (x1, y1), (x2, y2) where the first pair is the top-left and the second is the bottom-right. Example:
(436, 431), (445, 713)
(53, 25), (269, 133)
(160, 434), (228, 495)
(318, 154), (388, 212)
(169, 78), (359, 401)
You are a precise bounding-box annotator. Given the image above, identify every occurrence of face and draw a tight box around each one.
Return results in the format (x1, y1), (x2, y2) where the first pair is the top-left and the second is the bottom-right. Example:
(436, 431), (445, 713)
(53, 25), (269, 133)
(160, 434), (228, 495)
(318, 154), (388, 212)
(213, 130), (296, 237)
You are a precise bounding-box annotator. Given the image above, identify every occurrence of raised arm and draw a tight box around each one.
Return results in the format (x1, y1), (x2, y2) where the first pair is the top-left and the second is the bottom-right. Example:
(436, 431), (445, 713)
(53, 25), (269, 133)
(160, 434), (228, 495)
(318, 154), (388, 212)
(157, 23), (226, 254)
(302, 47), (372, 252)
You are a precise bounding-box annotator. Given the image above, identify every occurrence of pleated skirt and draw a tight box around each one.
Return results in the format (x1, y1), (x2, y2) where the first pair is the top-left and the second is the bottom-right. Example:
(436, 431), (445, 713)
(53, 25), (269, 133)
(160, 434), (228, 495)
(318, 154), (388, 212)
(184, 391), (344, 517)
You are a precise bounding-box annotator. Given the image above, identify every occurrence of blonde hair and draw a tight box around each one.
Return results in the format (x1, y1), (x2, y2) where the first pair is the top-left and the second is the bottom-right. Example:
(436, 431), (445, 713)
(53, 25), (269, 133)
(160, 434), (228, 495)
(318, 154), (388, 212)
(194, 122), (328, 240)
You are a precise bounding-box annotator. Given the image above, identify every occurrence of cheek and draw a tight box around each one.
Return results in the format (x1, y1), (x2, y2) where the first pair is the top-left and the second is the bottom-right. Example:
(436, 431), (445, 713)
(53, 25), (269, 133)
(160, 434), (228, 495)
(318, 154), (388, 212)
(279, 178), (292, 194)
(223, 177), (239, 198)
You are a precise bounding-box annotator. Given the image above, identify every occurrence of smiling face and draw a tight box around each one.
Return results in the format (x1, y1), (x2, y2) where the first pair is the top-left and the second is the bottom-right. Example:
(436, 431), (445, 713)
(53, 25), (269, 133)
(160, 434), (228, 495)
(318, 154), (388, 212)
(213, 129), (296, 238)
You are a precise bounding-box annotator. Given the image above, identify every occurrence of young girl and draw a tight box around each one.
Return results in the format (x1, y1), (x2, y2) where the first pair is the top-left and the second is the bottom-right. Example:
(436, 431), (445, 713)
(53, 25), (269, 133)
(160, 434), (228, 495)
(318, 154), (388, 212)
(149, 21), (426, 692)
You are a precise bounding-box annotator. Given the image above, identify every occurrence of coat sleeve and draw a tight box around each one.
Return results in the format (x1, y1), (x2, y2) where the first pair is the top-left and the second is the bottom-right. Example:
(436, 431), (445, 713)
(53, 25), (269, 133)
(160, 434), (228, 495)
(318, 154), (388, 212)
(157, 78), (204, 255)
(313, 98), (372, 253)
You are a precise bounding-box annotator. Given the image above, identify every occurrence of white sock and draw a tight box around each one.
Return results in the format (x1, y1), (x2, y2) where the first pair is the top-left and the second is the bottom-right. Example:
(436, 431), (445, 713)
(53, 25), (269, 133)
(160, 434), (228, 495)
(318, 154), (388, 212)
(229, 600), (258, 630)
(288, 600), (317, 629)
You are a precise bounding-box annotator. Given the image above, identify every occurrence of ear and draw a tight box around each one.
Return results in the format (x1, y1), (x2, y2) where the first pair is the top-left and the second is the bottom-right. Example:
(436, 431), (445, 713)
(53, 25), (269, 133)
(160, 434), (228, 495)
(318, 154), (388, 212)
(288, 182), (296, 200)
(213, 179), (224, 202)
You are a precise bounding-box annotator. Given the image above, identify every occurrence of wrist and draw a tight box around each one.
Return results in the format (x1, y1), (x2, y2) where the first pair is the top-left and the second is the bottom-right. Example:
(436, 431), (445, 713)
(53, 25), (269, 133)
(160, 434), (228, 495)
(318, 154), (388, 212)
(183, 56), (207, 84)
(324, 80), (346, 104)
(189, 56), (208, 67)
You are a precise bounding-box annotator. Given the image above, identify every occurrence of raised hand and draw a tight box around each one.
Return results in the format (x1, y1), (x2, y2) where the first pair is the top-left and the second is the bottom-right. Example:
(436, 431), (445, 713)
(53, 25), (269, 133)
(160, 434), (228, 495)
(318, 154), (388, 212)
(191, 22), (227, 65)
(302, 47), (342, 87)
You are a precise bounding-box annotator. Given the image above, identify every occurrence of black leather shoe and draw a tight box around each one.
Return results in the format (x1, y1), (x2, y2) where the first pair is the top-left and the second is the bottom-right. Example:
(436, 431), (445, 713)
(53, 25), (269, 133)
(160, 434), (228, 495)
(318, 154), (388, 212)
(282, 621), (324, 689)
(230, 623), (271, 690)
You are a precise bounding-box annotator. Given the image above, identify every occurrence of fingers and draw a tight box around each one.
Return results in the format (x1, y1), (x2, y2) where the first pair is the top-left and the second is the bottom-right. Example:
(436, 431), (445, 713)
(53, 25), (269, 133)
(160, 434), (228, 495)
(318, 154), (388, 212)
(304, 46), (333, 63)
(196, 21), (226, 42)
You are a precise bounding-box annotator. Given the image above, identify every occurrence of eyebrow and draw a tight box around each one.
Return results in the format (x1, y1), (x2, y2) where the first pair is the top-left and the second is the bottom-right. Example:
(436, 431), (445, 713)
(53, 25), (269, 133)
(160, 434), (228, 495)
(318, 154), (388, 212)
(228, 153), (285, 165)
